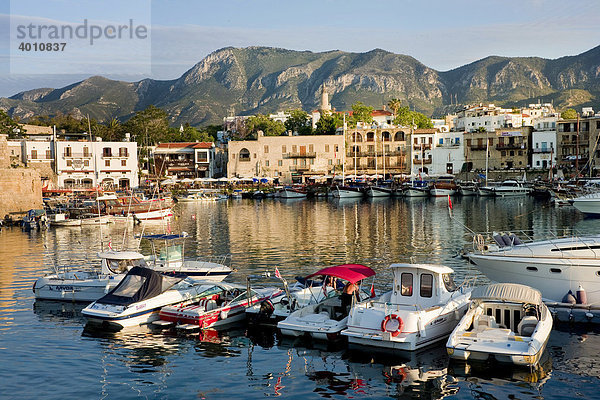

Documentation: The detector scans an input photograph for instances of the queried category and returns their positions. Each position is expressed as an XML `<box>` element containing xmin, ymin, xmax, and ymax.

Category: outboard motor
<box><xmin>258</xmin><ymin>299</ymin><xmax>274</xmax><ymax>317</ymax></box>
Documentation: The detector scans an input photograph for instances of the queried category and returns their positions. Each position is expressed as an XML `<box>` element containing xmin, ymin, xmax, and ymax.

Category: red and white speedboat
<box><xmin>153</xmin><ymin>282</ymin><xmax>283</xmax><ymax>331</ymax></box>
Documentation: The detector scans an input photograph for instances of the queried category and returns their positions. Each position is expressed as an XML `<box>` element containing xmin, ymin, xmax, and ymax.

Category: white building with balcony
<box><xmin>54</xmin><ymin>140</ymin><xmax>138</xmax><ymax>189</ymax></box>
<box><xmin>431</xmin><ymin>131</ymin><xmax>465</xmax><ymax>175</ymax></box>
<box><xmin>531</xmin><ymin>115</ymin><xmax>558</xmax><ymax>170</ymax></box>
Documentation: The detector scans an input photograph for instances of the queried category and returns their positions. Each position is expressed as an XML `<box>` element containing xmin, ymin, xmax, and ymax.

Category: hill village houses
<box><xmin>5</xmin><ymin>92</ymin><xmax>600</xmax><ymax>188</ymax></box>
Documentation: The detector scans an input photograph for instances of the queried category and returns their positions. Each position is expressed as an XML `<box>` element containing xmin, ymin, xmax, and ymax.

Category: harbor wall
<box><xmin>0</xmin><ymin>135</ymin><xmax>42</xmax><ymax>217</ymax></box>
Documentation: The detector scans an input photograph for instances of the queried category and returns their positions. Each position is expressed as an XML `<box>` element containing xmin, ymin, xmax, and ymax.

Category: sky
<box><xmin>0</xmin><ymin>0</ymin><xmax>599</xmax><ymax>97</ymax></box>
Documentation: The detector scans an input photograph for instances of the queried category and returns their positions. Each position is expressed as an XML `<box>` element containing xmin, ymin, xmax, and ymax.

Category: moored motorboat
<box><xmin>366</xmin><ymin>185</ymin><xmax>393</xmax><ymax>198</ymax></box>
<box><xmin>492</xmin><ymin>180</ymin><xmax>532</xmax><ymax>197</ymax></box>
<box><xmin>153</xmin><ymin>282</ymin><xmax>283</xmax><ymax>331</ymax></box>
<box><xmin>280</xmin><ymin>187</ymin><xmax>308</xmax><ymax>199</ymax></box>
<box><xmin>572</xmin><ymin>192</ymin><xmax>600</xmax><ymax>216</ymax></box>
<box><xmin>277</xmin><ymin>264</ymin><xmax>376</xmax><ymax>340</ymax></box>
<box><xmin>341</xmin><ymin>263</ymin><xmax>471</xmax><ymax>351</ymax></box>
<box><xmin>429</xmin><ymin>176</ymin><xmax>458</xmax><ymax>197</ymax></box>
<box><xmin>331</xmin><ymin>185</ymin><xmax>364</xmax><ymax>198</ymax></box>
<box><xmin>467</xmin><ymin>232</ymin><xmax>600</xmax><ymax>304</ymax></box>
<box><xmin>447</xmin><ymin>283</ymin><xmax>552</xmax><ymax>366</ymax></box>
<box><xmin>82</xmin><ymin>266</ymin><xmax>211</xmax><ymax>330</ymax></box>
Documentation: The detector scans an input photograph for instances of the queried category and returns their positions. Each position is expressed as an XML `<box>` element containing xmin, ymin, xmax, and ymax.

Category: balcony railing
<box><xmin>413</xmin><ymin>144</ymin><xmax>432</xmax><ymax>150</ymax></box>
<box><xmin>239</xmin><ymin>158</ymin><xmax>251</xmax><ymax>162</ymax></box>
<box><xmin>289</xmin><ymin>165</ymin><xmax>311</xmax><ymax>172</ymax></box>
<box><xmin>469</xmin><ymin>145</ymin><xmax>487</xmax><ymax>151</ymax></box>
<box><xmin>413</xmin><ymin>158</ymin><xmax>432</xmax><ymax>164</ymax></box>
<box><xmin>283</xmin><ymin>152</ymin><xmax>316</xmax><ymax>159</ymax></box>
<box><xmin>436</xmin><ymin>143</ymin><xmax>460</xmax><ymax>148</ymax></box>
<box><xmin>63</xmin><ymin>152</ymin><xmax>93</xmax><ymax>158</ymax></box>
<box><xmin>496</xmin><ymin>143</ymin><xmax>526</xmax><ymax>150</ymax></box>
<box><xmin>532</xmin><ymin>148</ymin><xmax>553</xmax><ymax>154</ymax></box>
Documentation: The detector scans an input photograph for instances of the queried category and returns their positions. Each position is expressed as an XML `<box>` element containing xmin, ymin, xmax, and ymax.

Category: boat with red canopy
<box><xmin>277</xmin><ymin>264</ymin><xmax>376</xmax><ymax>341</ymax></box>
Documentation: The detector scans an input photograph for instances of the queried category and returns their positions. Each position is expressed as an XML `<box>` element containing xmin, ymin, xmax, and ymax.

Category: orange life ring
<box><xmin>381</xmin><ymin>314</ymin><xmax>403</xmax><ymax>337</ymax></box>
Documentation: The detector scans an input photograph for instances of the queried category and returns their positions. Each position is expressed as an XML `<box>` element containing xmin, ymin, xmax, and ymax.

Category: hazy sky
<box><xmin>1</xmin><ymin>0</ymin><xmax>599</xmax><ymax>97</ymax></box>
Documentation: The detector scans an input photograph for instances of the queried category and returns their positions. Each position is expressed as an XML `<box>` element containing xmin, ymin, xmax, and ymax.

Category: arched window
<box><xmin>382</xmin><ymin>131</ymin><xmax>391</xmax><ymax>142</ymax></box>
<box><xmin>394</xmin><ymin>131</ymin><xmax>405</xmax><ymax>141</ymax></box>
<box><xmin>367</xmin><ymin>132</ymin><xmax>375</xmax><ymax>142</ymax></box>
<box><xmin>119</xmin><ymin>178</ymin><xmax>130</xmax><ymax>188</ymax></box>
<box><xmin>352</xmin><ymin>132</ymin><xmax>363</xmax><ymax>142</ymax></box>
<box><xmin>239</xmin><ymin>148</ymin><xmax>250</xmax><ymax>161</ymax></box>
<box><xmin>64</xmin><ymin>179</ymin><xmax>75</xmax><ymax>188</ymax></box>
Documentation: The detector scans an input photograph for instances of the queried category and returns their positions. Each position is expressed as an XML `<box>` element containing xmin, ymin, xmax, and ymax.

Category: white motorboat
<box><xmin>82</xmin><ymin>266</ymin><xmax>211</xmax><ymax>330</ymax></box>
<box><xmin>366</xmin><ymin>186</ymin><xmax>393</xmax><ymax>198</ymax></box>
<box><xmin>447</xmin><ymin>283</ymin><xmax>552</xmax><ymax>366</ymax></box>
<box><xmin>110</xmin><ymin>208</ymin><xmax>173</xmax><ymax>222</ymax></box>
<box><xmin>429</xmin><ymin>176</ymin><xmax>458</xmax><ymax>197</ymax></box>
<box><xmin>280</xmin><ymin>187</ymin><xmax>308</xmax><ymax>199</ymax></box>
<box><xmin>33</xmin><ymin>250</ymin><xmax>147</xmax><ymax>302</ymax></box>
<box><xmin>246</xmin><ymin>268</ymin><xmax>344</xmax><ymax>324</ymax></box>
<box><xmin>402</xmin><ymin>181</ymin><xmax>430</xmax><ymax>197</ymax></box>
<box><xmin>572</xmin><ymin>192</ymin><xmax>600</xmax><ymax>216</ymax></box>
<box><xmin>458</xmin><ymin>183</ymin><xmax>478</xmax><ymax>196</ymax></box>
<box><xmin>277</xmin><ymin>264</ymin><xmax>376</xmax><ymax>340</ymax></box>
<box><xmin>153</xmin><ymin>282</ymin><xmax>283</xmax><ymax>331</ymax></box>
<box><xmin>34</xmin><ymin>234</ymin><xmax>231</xmax><ymax>302</ymax></box>
<box><xmin>492</xmin><ymin>180</ymin><xmax>532</xmax><ymax>197</ymax></box>
<box><xmin>467</xmin><ymin>233</ymin><xmax>600</xmax><ymax>304</ymax></box>
<box><xmin>331</xmin><ymin>185</ymin><xmax>364</xmax><ymax>198</ymax></box>
<box><xmin>341</xmin><ymin>263</ymin><xmax>471</xmax><ymax>351</ymax></box>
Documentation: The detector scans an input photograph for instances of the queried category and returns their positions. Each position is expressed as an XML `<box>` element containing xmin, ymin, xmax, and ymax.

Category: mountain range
<box><xmin>1</xmin><ymin>45</ymin><xmax>599</xmax><ymax>126</ymax></box>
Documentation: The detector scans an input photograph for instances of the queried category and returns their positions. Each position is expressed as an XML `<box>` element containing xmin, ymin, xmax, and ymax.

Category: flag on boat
<box><xmin>274</xmin><ymin>267</ymin><xmax>282</xmax><ymax>280</ymax></box>
<box><xmin>370</xmin><ymin>282</ymin><xmax>376</xmax><ymax>298</ymax></box>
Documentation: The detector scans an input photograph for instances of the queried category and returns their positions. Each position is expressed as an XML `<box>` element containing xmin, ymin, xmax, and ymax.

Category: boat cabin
<box><xmin>389</xmin><ymin>263</ymin><xmax>459</xmax><ymax>308</ymax></box>
<box><xmin>98</xmin><ymin>250</ymin><xmax>147</xmax><ymax>275</ymax></box>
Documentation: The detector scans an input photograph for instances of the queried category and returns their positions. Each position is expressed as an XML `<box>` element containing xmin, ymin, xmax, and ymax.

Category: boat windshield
<box><xmin>106</xmin><ymin>258</ymin><xmax>147</xmax><ymax>274</ymax></box>
<box><xmin>442</xmin><ymin>274</ymin><xmax>458</xmax><ymax>292</ymax></box>
<box><xmin>111</xmin><ymin>275</ymin><xmax>146</xmax><ymax>297</ymax></box>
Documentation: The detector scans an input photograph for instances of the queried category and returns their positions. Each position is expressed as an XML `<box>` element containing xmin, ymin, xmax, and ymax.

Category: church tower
<box><xmin>320</xmin><ymin>85</ymin><xmax>331</xmax><ymax>112</ymax></box>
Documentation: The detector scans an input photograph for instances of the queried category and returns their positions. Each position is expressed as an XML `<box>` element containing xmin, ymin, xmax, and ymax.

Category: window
<box><xmin>420</xmin><ymin>274</ymin><xmax>433</xmax><ymax>298</ymax></box>
<box><xmin>328</xmin><ymin>159</ymin><xmax>333</xmax><ymax>165</ymax></box>
<box><xmin>442</xmin><ymin>274</ymin><xmax>457</xmax><ymax>292</ymax></box>
<box><xmin>84</xmin><ymin>160</ymin><xmax>89</xmax><ymax>167</ymax></box>
<box><xmin>239</xmin><ymin>148</ymin><xmax>250</xmax><ymax>161</ymax></box>
<box><xmin>264</xmin><ymin>145</ymin><xmax>269</xmax><ymax>154</ymax></box>
<box><xmin>83</xmin><ymin>147</ymin><xmax>89</xmax><ymax>157</ymax></box>
<box><xmin>66</xmin><ymin>160</ymin><xmax>72</xmax><ymax>166</ymax></box>
<box><xmin>310</xmin><ymin>159</ymin><xmax>314</xmax><ymax>165</ymax></box>
<box><xmin>509</xmin><ymin>151</ymin><xmax>514</xmax><ymax>156</ymax></box>
<box><xmin>105</xmin><ymin>160</ymin><xmax>110</xmax><ymax>167</ymax></box>
<box><xmin>282</xmin><ymin>145</ymin><xmax>286</xmax><ymax>154</ymax></box>
<box><xmin>292</xmin><ymin>145</ymin><xmax>297</xmax><ymax>153</ymax></box>
<box><xmin>103</xmin><ymin>147</ymin><xmax>112</xmax><ymax>157</ymax></box>
<box><xmin>265</xmin><ymin>160</ymin><xmax>269</xmax><ymax>167</ymax></box>
<box><xmin>64</xmin><ymin>147</ymin><xmax>72</xmax><ymax>157</ymax></box>
<box><xmin>119</xmin><ymin>147</ymin><xmax>128</xmax><ymax>157</ymax></box>
<box><xmin>325</xmin><ymin>144</ymin><xmax>330</xmax><ymax>152</ymax></box>
<box><xmin>335</xmin><ymin>145</ymin><xmax>339</xmax><ymax>152</ymax></box>
<box><xmin>31</xmin><ymin>150</ymin><xmax>37</xmax><ymax>159</ymax></box>
<box><xmin>121</xmin><ymin>160</ymin><xmax>127</xmax><ymax>167</ymax></box>
<box><xmin>501</xmin><ymin>151</ymin><xmax>506</xmax><ymax>156</ymax></box>
<box><xmin>278</xmin><ymin>160</ymin><xmax>283</xmax><ymax>166</ymax></box>
<box><xmin>439</xmin><ymin>138</ymin><xmax>443</xmax><ymax>145</ymax></box>
<box><xmin>400</xmin><ymin>273</ymin><xmax>413</xmax><ymax>296</ymax></box>
<box><xmin>309</xmin><ymin>144</ymin><xmax>314</xmax><ymax>153</ymax></box>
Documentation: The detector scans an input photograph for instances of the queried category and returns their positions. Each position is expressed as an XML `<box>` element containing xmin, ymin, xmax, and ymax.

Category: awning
<box><xmin>306</xmin><ymin>264</ymin><xmax>375</xmax><ymax>284</ymax></box>
<box><xmin>471</xmin><ymin>283</ymin><xmax>542</xmax><ymax>305</ymax></box>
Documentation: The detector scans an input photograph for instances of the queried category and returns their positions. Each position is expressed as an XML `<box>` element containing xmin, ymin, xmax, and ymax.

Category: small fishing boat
<box><xmin>277</xmin><ymin>264</ymin><xmax>376</xmax><ymax>340</ymax></box>
<box><xmin>153</xmin><ymin>282</ymin><xmax>283</xmax><ymax>331</ymax></box>
<box><xmin>429</xmin><ymin>176</ymin><xmax>458</xmax><ymax>197</ymax></box>
<box><xmin>331</xmin><ymin>185</ymin><xmax>364</xmax><ymax>198</ymax></box>
<box><xmin>341</xmin><ymin>263</ymin><xmax>471</xmax><ymax>351</ymax></box>
<box><xmin>82</xmin><ymin>266</ymin><xmax>211</xmax><ymax>330</ymax></box>
<box><xmin>446</xmin><ymin>283</ymin><xmax>552</xmax><ymax>366</ymax></box>
<box><xmin>280</xmin><ymin>187</ymin><xmax>308</xmax><ymax>199</ymax></box>
<box><xmin>366</xmin><ymin>185</ymin><xmax>393</xmax><ymax>198</ymax></box>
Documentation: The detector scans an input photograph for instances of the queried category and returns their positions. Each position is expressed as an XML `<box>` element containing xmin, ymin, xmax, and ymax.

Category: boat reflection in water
<box><xmin>33</xmin><ymin>300</ymin><xmax>87</xmax><ymax>326</ymax></box>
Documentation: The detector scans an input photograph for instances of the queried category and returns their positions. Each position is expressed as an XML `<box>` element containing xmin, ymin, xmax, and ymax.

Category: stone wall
<box><xmin>0</xmin><ymin>135</ymin><xmax>42</xmax><ymax>217</ymax></box>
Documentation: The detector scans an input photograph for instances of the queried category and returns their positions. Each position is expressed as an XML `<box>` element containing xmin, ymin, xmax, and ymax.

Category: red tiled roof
<box><xmin>372</xmin><ymin>110</ymin><xmax>392</xmax><ymax>116</ymax></box>
<box><xmin>156</xmin><ymin>142</ymin><xmax>198</xmax><ymax>149</ymax></box>
<box><xmin>192</xmin><ymin>142</ymin><xmax>213</xmax><ymax>149</ymax></box>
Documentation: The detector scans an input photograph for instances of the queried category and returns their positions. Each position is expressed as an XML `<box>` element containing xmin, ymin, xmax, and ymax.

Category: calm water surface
<box><xmin>1</xmin><ymin>197</ymin><xmax>599</xmax><ymax>399</ymax></box>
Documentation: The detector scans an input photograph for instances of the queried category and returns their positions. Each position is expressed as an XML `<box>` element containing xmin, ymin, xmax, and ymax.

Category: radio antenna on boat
<box><xmin>88</xmin><ymin>115</ymin><xmax>105</xmax><ymax>252</ymax></box>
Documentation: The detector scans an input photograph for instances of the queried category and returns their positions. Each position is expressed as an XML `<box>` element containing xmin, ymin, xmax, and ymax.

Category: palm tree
<box><xmin>105</xmin><ymin>117</ymin><xmax>121</xmax><ymax>141</ymax></box>
<box><xmin>388</xmin><ymin>98</ymin><xmax>402</xmax><ymax>118</ymax></box>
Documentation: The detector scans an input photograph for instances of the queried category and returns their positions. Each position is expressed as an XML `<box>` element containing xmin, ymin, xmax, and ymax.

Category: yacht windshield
<box><xmin>442</xmin><ymin>274</ymin><xmax>458</xmax><ymax>292</ymax></box>
<box><xmin>106</xmin><ymin>258</ymin><xmax>146</xmax><ymax>274</ymax></box>
<box><xmin>111</xmin><ymin>275</ymin><xmax>146</xmax><ymax>297</ymax></box>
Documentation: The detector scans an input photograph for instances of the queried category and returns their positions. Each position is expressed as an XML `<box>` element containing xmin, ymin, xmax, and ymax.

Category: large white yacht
<box><xmin>492</xmin><ymin>180</ymin><xmax>532</xmax><ymax>197</ymax></box>
<box><xmin>572</xmin><ymin>192</ymin><xmax>600</xmax><ymax>216</ymax></box>
<box><xmin>467</xmin><ymin>233</ymin><xmax>600</xmax><ymax>304</ymax></box>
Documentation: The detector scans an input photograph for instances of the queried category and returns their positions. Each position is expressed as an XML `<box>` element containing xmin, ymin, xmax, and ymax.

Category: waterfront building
<box><xmin>54</xmin><ymin>139</ymin><xmax>138</xmax><ymax>189</ymax></box>
<box><xmin>431</xmin><ymin>131</ymin><xmax>465</xmax><ymax>175</ymax></box>
<box><xmin>463</xmin><ymin>127</ymin><xmax>531</xmax><ymax>172</ymax></box>
<box><xmin>227</xmin><ymin>131</ymin><xmax>344</xmax><ymax>183</ymax></box>
<box><xmin>557</xmin><ymin>107</ymin><xmax>600</xmax><ymax>175</ymax></box>
<box><xmin>410</xmin><ymin>129</ymin><xmax>436</xmax><ymax>175</ymax></box>
<box><xmin>153</xmin><ymin>142</ymin><xmax>218</xmax><ymax>179</ymax></box>
<box><xmin>345</xmin><ymin>126</ymin><xmax>410</xmax><ymax>176</ymax></box>
<box><xmin>531</xmin><ymin>115</ymin><xmax>558</xmax><ymax>170</ymax></box>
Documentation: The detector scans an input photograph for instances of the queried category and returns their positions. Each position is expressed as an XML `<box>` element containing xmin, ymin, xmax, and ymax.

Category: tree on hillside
<box><xmin>284</xmin><ymin>109</ymin><xmax>312</xmax><ymax>135</ymax></box>
<box><xmin>314</xmin><ymin>113</ymin><xmax>343</xmax><ymax>135</ymax></box>
<box><xmin>123</xmin><ymin>105</ymin><xmax>170</xmax><ymax>145</ymax></box>
<box><xmin>561</xmin><ymin>108</ymin><xmax>577</xmax><ymax>119</ymax></box>
<box><xmin>387</xmin><ymin>98</ymin><xmax>402</xmax><ymax>117</ymax></box>
<box><xmin>348</xmin><ymin>102</ymin><xmax>374</xmax><ymax>128</ymax></box>
<box><xmin>0</xmin><ymin>110</ymin><xmax>20</xmax><ymax>137</ymax></box>
<box><xmin>245</xmin><ymin>114</ymin><xmax>286</xmax><ymax>137</ymax></box>
<box><xmin>393</xmin><ymin>106</ymin><xmax>433</xmax><ymax>129</ymax></box>
<box><xmin>102</xmin><ymin>117</ymin><xmax>124</xmax><ymax>141</ymax></box>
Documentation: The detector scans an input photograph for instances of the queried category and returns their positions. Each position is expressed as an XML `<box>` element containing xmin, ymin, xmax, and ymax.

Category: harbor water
<box><xmin>1</xmin><ymin>196</ymin><xmax>600</xmax><ymax>399</ymax></box>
